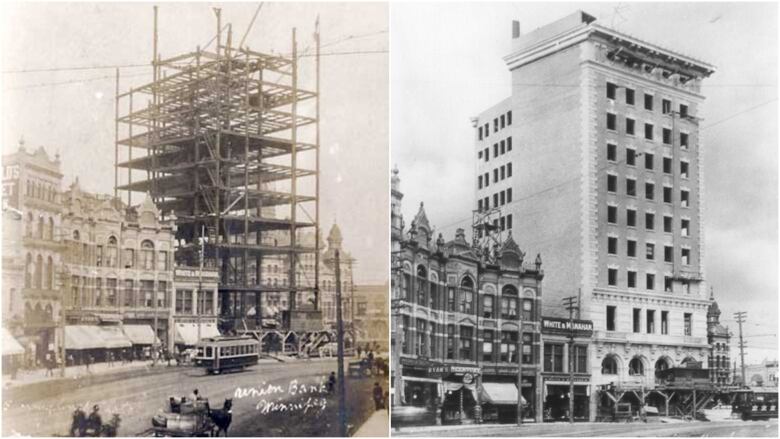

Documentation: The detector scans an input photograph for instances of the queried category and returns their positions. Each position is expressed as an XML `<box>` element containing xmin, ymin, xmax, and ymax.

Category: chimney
<box><xmin>512</xmin><ymin>20</ymin><xmax>521</xmax><ymax>39</ymax></box>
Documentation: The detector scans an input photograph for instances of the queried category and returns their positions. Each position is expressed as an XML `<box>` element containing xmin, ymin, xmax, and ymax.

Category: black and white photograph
<box><xmin>1</xmin><ymin>2</ymin><xmax>389</xmax><ymax>436</ymax></box>
<box><xmin>390</xmin><ymin>2</ymin><xmax>778</xmax><ymax>436</ymax></box>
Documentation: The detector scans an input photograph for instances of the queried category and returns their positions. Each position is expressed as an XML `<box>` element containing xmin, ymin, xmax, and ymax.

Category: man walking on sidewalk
<box><xmin>373</xmin><ymin>382</ymin><xmax>384</xmax><ymax>411</ymax></box>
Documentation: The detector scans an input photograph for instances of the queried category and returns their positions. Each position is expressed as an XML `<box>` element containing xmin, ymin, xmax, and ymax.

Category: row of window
<box><xmin>607</xmin><ymin>267</ymin><xmax>691</xmax><ymax>291</ymax></box>
<box><xmin>607</xmin><ymin>144</ymin><xmax>690</xmax><ymax>176</ymax></box>
<box><xmin>24</xmin><ymin>253</ymin><xmax>56</xmax><ymax>290</ymax></box>
<box><xmin>605</xmin><ymin>305</ymin><xmax>693</xmax><ymax>336</ymax></box>
<box><xmin>607</xmin><ymin>206</ymin><xmax>691</xmax><ymax>236</ymax></box>
<box><xmin>69</xmin><ymin>279</ymin><xmax>169</xmax><ymax>309</ymax></box>
<box><xmin>478</xmin><ymin>137</ymin><xmax>514</xmax><ymax>161</ymax></box>
<box><xmin>478</xmin><ymin>111</ymin><xmax>513</xmax><ymax>140</ymax></box>
<box><xmin>606</xmin><ymin>113</ymin><xmax>690</xmax><ymax>147</ymax></box>
<box><xmin>402</xmin><ymin>316</ymin><xmax>534</xmax><ymax>363</ymax></box>
<box><xmin>24</xmin><ymin>213</ymin><xmax>56</xmax><ymax>241</ymax></box>
<box><xmin>607</xmin><ymin>235</ymin><xmax>691</xmax><ymax>260</ymax></box>
<box><xmin>67</xmin><ymin>237</ymin><xmax>169</xmax><ymax>271</ymax></box>
<box><xmin>477</xmin><ymin>162</ymin><xmax>513</xmax><ymax>189</ymax></box>
<box><xmin>174</xmin><ymin>289</ymin><xmax>216</xmax><ymax>314</ymax></box>
<box><xmin>606</xmin><ymin>175</ymin><xmax>691</xmax><ymax>207</ymax></box>
<box><xmin>544</xmin><ymin>343</ymin><xmax>588</xmax><ymax>373</ymax></box>
<box><xmin>473</xmin><ymin>214</ymin><xmax>514</xmax><ymax>237</ymax></box>
<box><xmin>478</xmin><ymin>189</ymin><xmax>513</xmax><ymax>211</ymax></box>
<box><xmin>25</xmin><ymin>178</ymin><xmax>57</xmax><ymax>203</ymax></box>
<box><xmin>606</xmin><ymin>82</ymin><xmax>690</xmax><ymax>117</ymax></box>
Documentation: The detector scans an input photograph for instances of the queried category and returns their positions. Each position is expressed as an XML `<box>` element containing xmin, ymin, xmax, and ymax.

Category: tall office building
<box><xmin>474</xmin><ymin>11</ymin><xmax>715</xmax><ymax>418</ymax></box>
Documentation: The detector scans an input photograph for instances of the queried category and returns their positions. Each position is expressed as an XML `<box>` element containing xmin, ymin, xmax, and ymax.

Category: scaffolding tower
<box><xmin>115</xmin><ymin>7</ymin><xmax>321</xmax><ymax>337</ymax></box>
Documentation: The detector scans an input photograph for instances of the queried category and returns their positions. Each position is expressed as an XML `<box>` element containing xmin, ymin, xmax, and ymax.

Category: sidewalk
<box><xmin>354</xmin><ymin>409</ymin><xmax>389</xmax><ymax>437</ymax></box>
<box><xmin>2</xmin><ymin>359</ymin><xmax>169</xmax><ymax>389</ymax></box>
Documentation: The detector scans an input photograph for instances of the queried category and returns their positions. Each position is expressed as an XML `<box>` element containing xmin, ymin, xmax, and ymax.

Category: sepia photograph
<box><xmin>1</xmin><ymin>2</ymin><xmax>388</xmax><ymax>437</ymax></box>
<box><xmin>390</xmin><ymin>1</ymin><xmax>778</xmax><ymax>436</ymax></box>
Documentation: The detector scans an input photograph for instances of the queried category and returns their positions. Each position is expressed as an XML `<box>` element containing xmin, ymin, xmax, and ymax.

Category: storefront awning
<box><xmin>175</xmin><ymin>322</ymin><xmax>220</xmax><ymax>346</ymax></box>
<box><xmin>2</xmin><ymin>328</ymin><xmax>25</xmax><ymax>356</ymax></box>
<box><xmin>65</xmin><ymin>325</ymin><xmax>106</xmax><ymax>350</ymax></box>
<box><xmin>402</xmin><ymin>376</ymin><xmax>442</xmax><ymax>384</ymax></box>
<box><xmin>99</xmin><ymin>326</ymin><xmax>133</xmax><ymax>349</ymax></box>
<box><xmin>121</xmin><ymin>324</ymin><xmax>159</xmax><ymax>345</ymax></box>
<box><xmin>481</xmin><ymin>382</ymin><xmax>526</xmax><ymax>405</ymax></box>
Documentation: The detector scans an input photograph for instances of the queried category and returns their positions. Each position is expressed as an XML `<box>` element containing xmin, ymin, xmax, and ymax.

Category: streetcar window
<box><xmin>206</xmin><ymin>347</ymin><xmax>212</xmax><ymax>357</ymax></box>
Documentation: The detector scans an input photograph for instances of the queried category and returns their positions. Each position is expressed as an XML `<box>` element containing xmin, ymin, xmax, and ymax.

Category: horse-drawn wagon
<box><xmin>151</xmin><ymin>398</ymin><xmax>232</xmax><ymax>437</ymax></box>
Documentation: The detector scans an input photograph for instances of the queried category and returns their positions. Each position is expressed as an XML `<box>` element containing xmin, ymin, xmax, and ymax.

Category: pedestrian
<box><xmin>327</xmin><ymin>371</ymin><xmax>336</xmax><ymax>393</ymax></box>
<box><xmin>372</xmin><ymin>382</ymin><xmax>384</xmax><ymax>410</ymax></box>
<box><xmin>85</xmin><ymin>354</ymin><xmax>92</xmax><ymax>373</ymax></box>
<box><xmin>357</xmin><ymin>345</ymin><xmax>363</xmax><ymax>359</ymax></box>
<box><xmin>87</xmin><ymin>405</ymin><xmax>102</xmax><ymax>434</ymax></box>
<box><xmin>68</xmin><ymin>353</ymin><xmax>74</xmax><ymax>368</ymax></box>
<box><xmin>45</xmin><ymin>351</ymin><xmax>54</xmax><ymax>377</ymax></box>
<box><xmin>367</xmin><ymin>350</ymin><xmax>374</xmax><ymax>370</ymax></box>
<box><xmin>190</xmin><ymin>388</ymin><xmax>200</xmax><ymax>401</ymax></box>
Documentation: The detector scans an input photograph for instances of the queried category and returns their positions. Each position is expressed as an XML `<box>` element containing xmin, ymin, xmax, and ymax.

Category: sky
<box><xmin>391</xmin><ymin>2</ymin><xmax>778</xmax><ymax>363</ymax></box>
<box><xmin>1</xmin><ymin>2</ymin><xmax>389</xmax><ymax>284</ymax></box>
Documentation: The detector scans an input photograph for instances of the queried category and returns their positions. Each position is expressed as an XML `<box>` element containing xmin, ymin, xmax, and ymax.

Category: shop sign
<box><xmin>174</xmin><ymin>267</ymin><xmax>219</xmax><ymax>280</ymax></box>
<box><xmin>541</xmin><ymin>317</ymin><xmax>593</xmax><ymax>336</ymax></box>
<box><xmin>401</xmin><ymin>357</ymin><xmax>437</xmax><ymax>368</ymax></box>
<box><xmin>482</xmin><ymin>366</ymin><xmax>517</xmax><ymax>376</ymax></box>
<box><xmin>427</xmin><ymin>365</ymin><xmax>481</xmax><ymax>376</ymax></box>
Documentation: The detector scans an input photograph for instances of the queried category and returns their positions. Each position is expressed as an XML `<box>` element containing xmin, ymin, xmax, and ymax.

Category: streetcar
<box><xmin>731</xmin><ymin>387</ymin><xmax>778</xmax><ymax>421</ymax></box>
<box><xmin>193</xmin><ymin>336</ymin><xmax>259</xmax><ymax>374</ymax></box>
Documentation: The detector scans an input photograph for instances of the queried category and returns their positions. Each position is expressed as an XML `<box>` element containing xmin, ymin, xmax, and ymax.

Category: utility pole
<box><xmin>563</xmin><ymin>295</ymin><xmax>579</xmax><ymax>424</ymax></box>
<box><xmin>733</xmin><ymin>311</ymin><xmax>747</xmax><ymax>387</ymax></box>
<box><xmin>335</xmin><ymin>250</ymin><xmax>347</xmax><ymax>436</ymax></box>
<box><xmin>197</xmin><ymin>225</ymin><xmax>204</xmax><ymax>344</ymax></box>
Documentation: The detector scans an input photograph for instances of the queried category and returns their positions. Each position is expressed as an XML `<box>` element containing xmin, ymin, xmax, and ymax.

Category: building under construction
<box><xmin>115</xmin><ymin>7</ymin><xmax>323</xmax><ymax>347</ymax></box>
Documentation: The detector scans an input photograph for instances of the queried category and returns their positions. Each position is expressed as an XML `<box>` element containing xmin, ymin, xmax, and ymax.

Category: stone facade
<box><xmin>474</xmin><ymin>11</ymin><xmax>716</xmax><ymax>419</ymax></box>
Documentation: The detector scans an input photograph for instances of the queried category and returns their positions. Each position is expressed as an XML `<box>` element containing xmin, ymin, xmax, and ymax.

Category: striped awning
<box><xmin>99</xmin><ymin>326</ymin><xmax>132</xmax><ymax>348</ymax></box>
<box><xmin>175</xmin><ymin>322</ymin><xmax>220</xmax><ymax>346</ymax></box>
<box><xmin>65</xmin><ymin>325</ymin><xmax>105</xmax><ymax>350</ymax></box>
<box><xmin>2</xmin><ymin>328</ymin><xmax>24</xmax><ymax>356</ymax></box>
<box><xmin>121</xmin><ymin>324</ymin><xmax>159</xmax><ymax>345</ymax></box>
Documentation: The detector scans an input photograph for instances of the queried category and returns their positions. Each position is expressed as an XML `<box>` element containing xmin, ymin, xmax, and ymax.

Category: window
<box><xmin>484</xmin><ymin>172</ymin><xmax>489</xmax><ymax>186</ymax></box>
<box><xmin>607</xmin><ymin>143</ymin><xmax>617</xmax><ymax>161</ymax></box>
<box><xmin>507</xmin><ymin>188</ymin><xmax>513</xmax><ymax>203</ymax></box>
<box><xmin>522</xmin><ymin>333</ymin><xmax>533</xmax><ymax>364</ymax></box>
<box><xmin>645</xmin><ymin>153</ymin><xmax>654</xmax><ymax>170</ymax></box>
<box><xmin>602</xmin><ymin>355</ymin><xmax>618</xmax><ymax>374</ymax></box>
<box><xmin>663</xmin><ymin>186</ymin><xmax>672</xmax><ymax>203</ymax></box>
<box><xmin>682</xmin><ymin>248</ymin><xmax>690</xmax><ymax>265</ymax></box>
<box><xmin>681</xmin><ymin>190</ymin><xmax>690</xmax><ymax>207</ymax></box>
<box><xmin>459</xmin><ymin>278</ymin><xmax>474</xmax><ymax>314</ymax></box>
<box><xmin>629</xmin><ymin>357</ymin><xmax>645</xmax><ymax>376</ymax></box>
<box><xmin>96</xmin><ymin>245</ymin><xmax>103</xmax><ymax>266</ymax></box>
<box><xmin>633</xmin><ymin>308</ymin><xmax>641</xmax><ymax>333</ymax></box>
<box><xmin>607</xmin><ymin>174</ymin><xmax>617</xmax><ymax>192</ymax></box>
<box><xmin>500</xmin><ymin>114</ymin><xmax>506</xmax><ymax>129</ymax></box>
<box><xmin>608</xmin><ymin>236</ymin><xmax>618</xmax><ymax>254</ymax></box>
<box><xmin>478</xmin><ymin>127</ymin><xmax>483</xmax><ymax>141</ymax></box>
<box><xmin>460</xmin><ymin>326</ymin><xmax>473</xmax><ymax>360</ymax></box>
<box><xmin>493</xmin><ymin>193</ymin><xmax>499</xmax><ymax>208</ymax></box>
<box><xmin>493</xmin><ymin>169</ymin><xmax>499</xmax><ymax>183</ymax></box>
<box><xmin>661</xmin><ymin>311</ymin><xmax>669</xmax><ymax>334</ymax></box>
<box><xmin>478</xmin><ymin>175</ymin><xmax>483</xmax><ymax>189</ymax></box>
<box><xmin>626</xmin><ymin>178</ymin><xmax>636</xmax><ymax>196</ymax></box>
<box><xmin>663</xmin><ymin>157</ymin><xmax>672</xmax><ymax>174</ymax></box>
<box><xmin>500</xmin><ymin>190</ymin><xmax>506</xmax><ymax>206</ymax></box>
<box><xmin>478</xmin><ymin>199</ymin><xmax>483</xmax><ymax>212</ymax></box>
<box><xmin>483</xmin><ymin>330</ymin><xmax>494</xmax><ymax>362</ymax></box>
<box><xmin>680</xmin><ymin>161</ymin><xmax>689</xmax><ymax>178</ymax></box>
<box><xmin>124</xmin><ymin>280</ymin><xmax>134</xmax><ymax>307</ymax></box>
<box><xmin>625</xmin><ymin>88</ymin><xmax>635</xmax><ymax>105</ymax></box>
<box><xmin>141</xmin><ymin>280</ymin><xmax>154</xmax><ymax>307</ymax></box>
<box><xmin>484</xmin><ymin>124</ymin><xmax>489</xmax><ymax>138</ymax></box>
<box><xmin>607</xmin><ymin>113</ymin><xmax>617</xmax><ymax>130</ymax></box>
<box><xmin>608</xmin><ymin>268</ymin><xmax>618</xmax><ymax>286</ymax></box>
<box><xmin>627</xmin><ymin>239</ymin><xmax>637</xmax><ymax>257</ymax></box>
<box><xmin>574</xmin><ymin>345</ymin><xmax>588</xmax><ymax>373</ymax></box>
<box><xmin>494</xmin><ymin>118</ymin><xmax>498</xmax><ymax>133</ymax></box>
<box><xmin>680</xmin><ymin>132</ymin><xmax>689</xmax><ymax>149</ymax></box>
<box><xmin>606</xmin><ymin>306</ymin><xmax>617</xmax><ymax>331</ymax></box>
<box><xmin>157</xmin><ymin>281</ymin><xmax>167</xmax><ymax>308</ymax></box>
<box><xmin>627</xmin><ymin>209</ymin><xmax>637</xmax><ymax>227</ymax></box>
<box><xmin>416</xmin><ymin>320</ymin><xmax>427</xmax><ymax>356</ymax></box>
<box><xmin>681</xmin><ymin>219</ymin><xmax>690</xmax><ymax>237</ymax></box>
<box><xmin>627</xmin><ymin>270</ymin><xmax>637</xmax><ymax>288</ymax></box>
<box><xmin>646</xmin><ymin>273</ymin><xmax>655</xmax><ymax>290</ymax></box>
<box><xmin>483</xmin><ymin>295</ymin><xmax>494</xmax><ymax>318</ymax></box>
<box><xmin>626</xmin><ymin>148</ymin><xmax>636</xmax><ymax>166</ymax></box>
<box><xmin>500</xmin><ymin>140</ymin><xmax>506</xmax><ymax>155</ymax></box>
<box><xmin>664</xmin><ymin>276</ymin><xmax>673</xmax><ymax>292</ymax></box>
<box><xmin>647</xmin><ymin>310</ymin><xmax>656</xmax><ymax>333</ymax></box>
<box><xmin>684</xmin><ymin>313</ymin><xmax>692</xmax><ymax>336</ymax></box>
<box><xmin>141</xmin><ymin>241</ymin><xmax>155</xmax><ymax>270</ymax></box>
<box><xmin>507</xmin><ymin>214</ymin><xmax>513</xmax><ymax>230</ymax></box>
<box><xmin>501</xmin><ymin>165</ymin><xmax>506</xmax><ymax>180</ymax></box>
<box><xmin>494</xmin><ymin>144</ymin><xmax>499</xmax><ymax>158</ymax></box>
<box><xmin>501</xmin><ymin>331</ymin><xmax>518</xmax><ymax>363</ymax></box>
<box><xmin>484</xmin><ymin>149</ymin><xmax>489</xmax><ymax>162</ymax></box>
<box><xmin>646</xmin><ymin>243</ymin><xmax>655</xmax><ymax>260</ymax></box>
<box><xmin>626</xmin><ymin>117</ymin><xmax>635</xmax><ymax>135</ymax></box>
<box><xmin>158</xmin><ymin>251</ymin><xmax>168</xmax><ymax>271</ymax></box>
<box><xmin>664</xmin><ymin>245</ymin><xmax>673</xmax><ymax>263</ymax></box>
<box><xmin>644</xmin><ymin>93</ymin><xmax>654</xmax><ymax>111</ymax></box>
<box><xmin>679</xmin><ymin>104</ymin><xmax>689</xmax><ymax>118</ymax></box>
<box><xmin>645</xmin><ymin>212</ymin><xmax>655</xmax><ymax>230</ymax></box>
<box><xmin>607</xmin><ymin>205</ymin><xmax>617</xmax><ymax>224</ymax></box>
<box><xmin>606</xmin><ymin>82</ymin><xmax>617</xmax><ymax>100</ymax></box>
<box><xmin>645</xmin><ymin>123</ymin><xmax>654</xmax><ymax>140</ymax></box>
<box><xmin>544</xmin><ymin>343</ymin><xmax>564</xmax><ymax>372</ymax></box>
<box><xmin>645</xmin><ymin>182</ymin><xmax>655</xmax><ymax>200</ymax></box>
<box><xmin>662</xmin><ymin>128</ymin><xmax>672</xmax><ymax>144</ymax></box>
<box><xmin>507</xmin><ymin>111</ymin><xmax>512</xmax><ymax>125</ymax></box>
<box><xmin>501</xmin><ymin>286</ymin><xmax>518</xmax><ymax>319</ymax></box>
<box><xmin>522</xmin><ymin>299</ymin><xmax>534</xmax><ymax>321</ymax></box>
<box><xmin>663</xmin><ymin>215</ymin><xmax>672</xmax><ymax>233</ymax></box>
<box><xmin>662</xmin><ymin>99</ymin><xmax>671</xmax><ymax>114</ymax></box>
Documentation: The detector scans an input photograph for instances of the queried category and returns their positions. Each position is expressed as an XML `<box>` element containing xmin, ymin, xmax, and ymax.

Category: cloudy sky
<box><xmin>392</xmin><ymin>2</ymin><xmax>777</xmax><ymax>363</ymax></box>
<box><xmin>2</xmin><ymin>2</ymin><xmax>388</xmax><ymax>284</ymax></box>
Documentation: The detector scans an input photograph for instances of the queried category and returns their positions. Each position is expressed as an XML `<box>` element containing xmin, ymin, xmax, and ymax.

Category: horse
<box><xmin>208</xmin><ymin>399</ymin><xmax>233</xmax><ymax>437</ymax></box>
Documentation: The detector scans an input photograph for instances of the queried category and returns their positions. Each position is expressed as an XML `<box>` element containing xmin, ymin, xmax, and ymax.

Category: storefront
<box><xmin>540</xmin><ymin>316</ymin><xmax>593</xmax><ymax>422</ymax></box>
